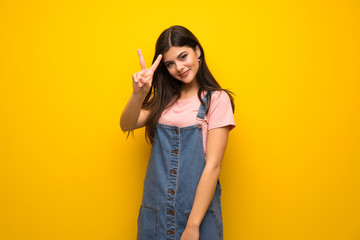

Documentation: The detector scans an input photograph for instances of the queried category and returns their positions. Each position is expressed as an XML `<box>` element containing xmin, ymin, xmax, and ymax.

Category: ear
<box><xmin>195</xmin><ymin>45</ymin><xmax>201</xmax><ymax>59</ymax></box>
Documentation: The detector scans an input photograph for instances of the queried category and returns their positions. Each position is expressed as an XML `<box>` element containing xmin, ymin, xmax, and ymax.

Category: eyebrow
<box><xmin>163</xmin><ymin>51</ymin><xmax>187</xmax><ymax>64</ymax></box>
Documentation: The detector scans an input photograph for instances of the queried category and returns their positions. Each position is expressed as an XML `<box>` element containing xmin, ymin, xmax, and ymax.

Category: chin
<box><xmin>177</xmin><ymin>74</ymin><xmax>195</xmax><ymax>83</ymax></box>
<box><xmin>177</xmin><ymin>77</ymin><xmax>193</xmax><ymax>84</ymax></box>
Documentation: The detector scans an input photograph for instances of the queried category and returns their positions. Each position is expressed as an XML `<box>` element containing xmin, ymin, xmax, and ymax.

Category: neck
<box><xmin>180</xmin><ymin>79</ymin><xmax>199</xmax><ymax>99</ymax></box>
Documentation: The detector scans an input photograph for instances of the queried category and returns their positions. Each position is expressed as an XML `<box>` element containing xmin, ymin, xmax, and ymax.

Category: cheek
<box><xmin>167</xmin><ymin>68</ymin><xmax>177</xmax><ymax>77</ymax></box>
<box><xmin>185</xmin><ymin>57</ymin><xmax>195</xmax><ymax>65</ymax></box>
<box><xmin>189</xmin><ymin>57</ymin><xmax>199</xmax><ymax>67</ymax></box>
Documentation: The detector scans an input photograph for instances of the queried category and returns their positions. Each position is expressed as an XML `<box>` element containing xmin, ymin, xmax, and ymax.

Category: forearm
<box><xmin>120</xmin><ymin>92</ymin><xmax>145</xmax><ymax>131</ymax></box>
<box><xmin>186</xmin><ymin>164</ymin><xmax>221</xmax><ymax>228</ymax></box>
<box><xmin>185</xmin><ymin>127</ymin><xmax>229</xmax><ymax>229</ymax></box>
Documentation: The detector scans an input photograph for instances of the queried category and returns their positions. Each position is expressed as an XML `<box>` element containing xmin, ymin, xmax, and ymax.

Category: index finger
<box><xmin>150</xmin><ymin>54</ymin><xmax>163</xmax><ymax>72</ymax></box>
<box><xmin>137</xmin><ymin>49</ymin><xmax>147</xmax><ymax>70</ymax></box>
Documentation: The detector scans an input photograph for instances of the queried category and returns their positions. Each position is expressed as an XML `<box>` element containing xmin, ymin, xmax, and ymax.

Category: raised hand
<box><xmin>132</xmin><ymin>49</ymin><xmax>162</xmax><ymax>97</ymax></box>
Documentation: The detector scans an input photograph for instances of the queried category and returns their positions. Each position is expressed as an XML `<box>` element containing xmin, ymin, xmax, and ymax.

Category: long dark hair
<box><xmin>142</xmin><ymin>25</ymin><xmax>235</xmax><ymax>143</ymax></box>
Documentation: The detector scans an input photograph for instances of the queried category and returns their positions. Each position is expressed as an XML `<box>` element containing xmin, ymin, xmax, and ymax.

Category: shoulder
<box><xmin>206</xmin><ymin>90</ymin><xmax>234</xmax><ymax>114</ymax></box>
<box><xmin>209</xmin><ymin>90</ymin><xmax>232</xmax><ymax>104</ymax></box>
<box><xmin>205</xmin><ymin>90</ymin><xmax>236</xmax><ymax>130</ymax></box>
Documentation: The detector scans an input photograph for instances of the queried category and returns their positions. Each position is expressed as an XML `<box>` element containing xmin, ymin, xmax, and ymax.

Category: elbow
<box><xmin>120</xmin><ymin>120</ymin><xmax>131</xmax><ymax>132</ymax></box>
<box><xmin>120</xmin><ymin>115</ymin><xmax>133</xmax><ymax>132</ymax></box>
<box><xmin>205</xmin><ymin>162</ymin><xmax>222</xmax><ymax>175</ymax></box>
<box><xmin>120</xmin><ymin>125</ymin><xmax>127</xmax><ymax>132</ymax></box>
<box><xmin>120</xmin><ymin>123</ymin><xmax>133</xmax><ymax>132</ymax></box>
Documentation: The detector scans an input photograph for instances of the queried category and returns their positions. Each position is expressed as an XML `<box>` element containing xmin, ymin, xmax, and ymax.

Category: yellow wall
<box><xmin>1</xmin><ymin>0</ymin><xmax>359</xmax><ymax>239</ymax></box>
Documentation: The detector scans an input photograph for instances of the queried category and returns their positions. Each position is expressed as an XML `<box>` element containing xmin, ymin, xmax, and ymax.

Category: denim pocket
<box><xmin>137</xmin><ymin>205</ymin><xmax>158</xmax><ymax>240</ymax></box>
<box><xmin>185</xmin><ymin>209</ymin><xmax>222</xmax><ymax>240</ymax></box>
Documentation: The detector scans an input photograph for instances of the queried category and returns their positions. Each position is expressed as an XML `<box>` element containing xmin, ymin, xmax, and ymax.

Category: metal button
<box><xmin>171</xmin><ymin>170</ymin><xmax>177</xmax><ymax>174</ymax></box>
<box><xmin>167</xmin><ymin>230</ymin><xmax>175</xmax><ymax>235</ymax></box>
<box><xmin>167</xmin><ymin>210</ymin><xmax>175</xmax><ymax>215</ymax></box>
<box><xmin>197</xmin><ymin>124</ymin><xmax>202</xmax><ymax>129</ymax></box>
<box><xmin>168</xmin><ymin>190</ymin><xmax>175</xmax><ymax>195</ymax></box>
<box><xmin>172</xmin><ymin>129</ymin><xmax>179</xmax><ymax>134</ymax></box>
<box><xmin>171</xmin><ymin>149</ymin><xmax>179</xmax><ymax>154</ymax></box>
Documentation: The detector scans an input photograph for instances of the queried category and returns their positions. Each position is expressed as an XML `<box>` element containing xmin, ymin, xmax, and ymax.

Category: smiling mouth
<box><xmin>179</xmin><ymin>70</ymin><xmax>189</xmax><ymax>77</ymax></box>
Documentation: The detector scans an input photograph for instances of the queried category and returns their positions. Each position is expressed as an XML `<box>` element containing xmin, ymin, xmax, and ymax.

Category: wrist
<box><xmin>186</xmin><ymin>218</ymin><xmax>200</xmax><ymax>229</ymax></box>
<box><xmin>131</xmin><ymin>91</ymin><xmax>146</xmax><ymax>102</ymax></box>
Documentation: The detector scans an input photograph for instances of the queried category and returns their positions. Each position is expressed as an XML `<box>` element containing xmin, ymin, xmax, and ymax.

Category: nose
<box><xmin>175</xmin><ymin>62</ymin><xmax>184</xmax><ymax>72</ymax></box>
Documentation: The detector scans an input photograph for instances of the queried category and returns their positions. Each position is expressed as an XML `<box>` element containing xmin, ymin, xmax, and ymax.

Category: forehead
<box><xmin>163</xmin><ymin>46</ymin><xmax>193</xmax><ymax>60</ymax></box>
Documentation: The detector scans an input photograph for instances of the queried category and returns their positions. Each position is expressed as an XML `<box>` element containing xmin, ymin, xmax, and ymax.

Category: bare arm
<box><xmin>185</xmin><ymin>126</ymin><xmax>230</xmax><ymax>229</ymax></box>
<box><xmin>120</xmin><ymin>49</ymin><xmax>162</xmax><ymax>131</ymax></box>
<box><xmin>120</xmin><ymin>92</ymin><xmax>150</xmax><ymax>131</ymax></box>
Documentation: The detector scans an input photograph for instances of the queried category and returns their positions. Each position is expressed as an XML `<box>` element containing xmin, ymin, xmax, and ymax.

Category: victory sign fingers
<box><xmin>137</xmin><ymin>49</ymin><xmax>163</xmax><ymax>72</ymax></box>
<box><xmin>150</xmin><ymin>53</ymin><xmax>162</xmax><ymax>71</ymax></box>
<box><xmin>137</xmin><ymin>49</ymin><xmax>147</xmax><ymax>70</ymax></box>
<box><xmin>133</xmin><ymin>49</ymin><xmax>163</xmax><ymax>94</ymax></box>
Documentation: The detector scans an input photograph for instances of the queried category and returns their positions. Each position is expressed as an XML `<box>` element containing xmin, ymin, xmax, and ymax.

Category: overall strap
<box><xmin>196</xmin><ymin>91</ymin><xmax>213</xmax><ymax>120</ymax></box>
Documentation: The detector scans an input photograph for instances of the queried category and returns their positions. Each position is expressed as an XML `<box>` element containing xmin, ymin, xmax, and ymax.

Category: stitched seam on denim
<box><xmin>210</xmin><ymin>210</ymin><xmax>222</xmax><ymax>238</ymax></box>
<box><xmin>139</xmin><ymin>205</ymin><xmax>158</xmax><ymax>239</ymax></box>
<box><xmin>165</xmin><ymin>137</ymin><xmax>171</xmax><ymax>237</ymax></box>
<box><xmin>174</xmin><ymin>127</ymin><xmax>181</xmax><ymax>238</ymax></box>
<box><xmin>155</xmin><ymin>208</ymin><xmax>158</xmax><ymax>240</ymax></box>
<box><xmin>141</xmin><ymin>204</ymin><xmax>158</xmax><ymax>211</ymax></box>
<box><xmin>166</xmin><ymin>128</ymin><xmax>175</xmax><ymax>238</ymax></box>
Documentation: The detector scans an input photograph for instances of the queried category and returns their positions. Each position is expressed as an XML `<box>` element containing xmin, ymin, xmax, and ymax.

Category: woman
<box><xmin>120</xmin><ymin>25</ymin><xmax>235</xmax><ymax>240</ymax></box>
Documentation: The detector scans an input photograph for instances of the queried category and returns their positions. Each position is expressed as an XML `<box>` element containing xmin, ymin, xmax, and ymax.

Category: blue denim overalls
<box><xmin>137</xmin><ymin>91</ymin><xmax>223</xmax><ymax>240</ymax></box>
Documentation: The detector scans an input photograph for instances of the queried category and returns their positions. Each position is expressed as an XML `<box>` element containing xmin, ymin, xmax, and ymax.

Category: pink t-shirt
<box><xmin>158</xmin><ymin>90</ymin><xmax>235</xmax><ymax>156</ymax></box>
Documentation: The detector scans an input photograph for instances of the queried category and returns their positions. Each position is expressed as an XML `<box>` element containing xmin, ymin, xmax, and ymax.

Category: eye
<box><xmin>181</xmin><ymin>54</ymin><xmax>187</xmax><ymax>59</ymax></box>
<box><xmin>166</xmin><ymin>63</ymin><xmax>172</xmax><ymax>68</ymax></box>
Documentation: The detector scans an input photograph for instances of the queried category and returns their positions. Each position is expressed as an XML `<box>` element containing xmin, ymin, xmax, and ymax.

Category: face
<box><xmin>162</xmin><ymin>45</ymin><xmax>201</xmax><ymax>85</ymax></box>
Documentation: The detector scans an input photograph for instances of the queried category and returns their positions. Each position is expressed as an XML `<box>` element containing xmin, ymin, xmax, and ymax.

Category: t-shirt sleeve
<box><xmin>206</xmin><ymin>91</ymin><xmax>235</xmax><ymax>131</ymax></box>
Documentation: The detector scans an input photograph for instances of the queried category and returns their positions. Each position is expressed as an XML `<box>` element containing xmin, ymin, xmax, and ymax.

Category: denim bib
<box><xmin>137</xmin><ymin>91</ymin><xmax>223</xmax><ymax>240</ymax></box>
